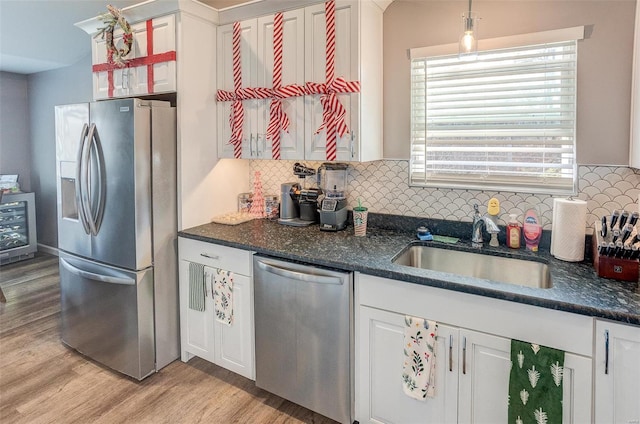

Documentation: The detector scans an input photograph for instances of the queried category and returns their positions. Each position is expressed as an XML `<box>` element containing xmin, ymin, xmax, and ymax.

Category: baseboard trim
<box><xmin>38</xmin><ymin>244</ymin><xmax>59</xmax><ymax>257</ymax></box>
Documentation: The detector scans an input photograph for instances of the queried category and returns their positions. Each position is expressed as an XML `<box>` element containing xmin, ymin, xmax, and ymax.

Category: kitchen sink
<box><xmin>392</xmin><ymin>244</ymin><xmax>552</xmax><ymax>289</ymax></box>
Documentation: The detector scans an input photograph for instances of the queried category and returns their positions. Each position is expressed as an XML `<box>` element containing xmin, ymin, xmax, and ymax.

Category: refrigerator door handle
<box><xmin>60</xmin><ymin>257</ymin><xmax>136</xmax><ymax>285</ymax></box>
<box><xmin>75</xmin><ymin>123</ymin><xmax>91</xmax><ymax>235</ymax></box>
<box><xmin>81</xmin><ymin>124</ymin><xmax>96</xmax><ymax>236</ymax></box>
<box><xmin>90</xmin><ymin>124</ymin><xmax>107</xmax><ymax>235</ymax></box>
<box><xmin>83</xmin><ymin>124</ymin><xmax>106</xmax><ymax>236</ymax></box>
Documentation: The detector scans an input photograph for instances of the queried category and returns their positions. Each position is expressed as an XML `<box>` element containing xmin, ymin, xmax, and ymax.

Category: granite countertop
<box><xmin>179</xmin><ymin>218</ymin><xmax>640</xmax><ymax>326</ymax></box>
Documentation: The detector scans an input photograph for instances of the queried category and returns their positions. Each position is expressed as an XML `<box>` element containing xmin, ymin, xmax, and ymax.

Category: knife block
<box><xmin>592</xmin><ymin>222</ymin><xmax>639</xmax><ymax>282</ymax></box>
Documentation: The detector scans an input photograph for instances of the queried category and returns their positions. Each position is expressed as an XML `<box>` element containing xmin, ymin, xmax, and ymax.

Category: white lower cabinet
<box><xmin>178</xmin><ymin>237</ymin><xmax>255</xmax><ymax>380</ymax></box>
<box><xmin>594</xmin><ymin>320</ymin><xmax>640</xmax><ymax>423</ymax></box>
<box><xmin>356</xmin><ymin>274</ymin><xmax>593</xmax><ymax>424</ymax></box>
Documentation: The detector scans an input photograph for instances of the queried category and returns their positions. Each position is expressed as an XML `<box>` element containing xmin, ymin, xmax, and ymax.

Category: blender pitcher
<box><xmin>317</xmin><ymin>163</ymin><xmax>349</xmax><ymax>231</ymax></box>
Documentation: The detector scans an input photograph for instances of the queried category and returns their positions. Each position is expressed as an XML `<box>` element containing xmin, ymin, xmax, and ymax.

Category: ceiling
<box><xmin>0</xmin><ymin>0</ymin><xmax>247</xmax><ymax>75</ymax></box>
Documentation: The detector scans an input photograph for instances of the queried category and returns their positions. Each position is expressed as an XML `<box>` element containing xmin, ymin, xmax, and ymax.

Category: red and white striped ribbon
<box><xmin>267</xmin><ymin>12</ymin><xmax>285</xmax><ymax>160</ymax></box>
<box><xmin>215</xmin><ymin>0</ymin><xmax>360</xmax><ymax>161</ymax></box>
<box><xmin>308</xmin><ymin>0</ymin><xmax>361</xmax><ymax>161</ymax></box>
<box><xmin>230</xmin><ymin>21</ymin><xmax>243</xmax><ymax>158</ymax></box>
<box><xmin>264</xmin><ymin>13</ymin><xmax>310</xmax><ymax>160</ymax></box>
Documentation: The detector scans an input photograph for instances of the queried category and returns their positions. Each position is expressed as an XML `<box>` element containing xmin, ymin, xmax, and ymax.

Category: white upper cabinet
<box><xmin>217</xmin><ymin>19</ymin><xmax>258</xmax><ymax>159</ymax></box>
<box><xmin>303</xmin><ymin>1</ymin><xmax>359</xmax><ymax>161</ymax></box>
<box><xmin>91</xmin><ymin>14</ymin><xmax>176</xmax><ymax>100</ymax></box>
<box><xmin>256</xmin><ymin>10</ymin><xmax>305</xmax><ymax>160</ymax></box>
<box><xmin>216</xmin><ymin>0</ymin><xmax>384</xmax><ymax>162</ymax></box>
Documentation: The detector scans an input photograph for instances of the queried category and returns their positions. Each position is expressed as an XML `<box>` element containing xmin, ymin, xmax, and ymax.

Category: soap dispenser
<box><xmin>487</xmin><ymin>198</ymin><xmax>500</xmax><ymax>247</ymax></box>
<box><xmin>507</xmin><ymin>214</ymin><xmax>521</xmax><ymax>249</ymax></box>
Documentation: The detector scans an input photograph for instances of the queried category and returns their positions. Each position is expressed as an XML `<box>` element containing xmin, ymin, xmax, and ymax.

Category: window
<box><xmin>410</xmin><ymin>28</ymin><xmax>584</xmax><ymax>194</ymax></box>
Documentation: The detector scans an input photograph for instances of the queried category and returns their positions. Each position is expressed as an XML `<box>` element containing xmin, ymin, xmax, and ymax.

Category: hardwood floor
<box><xmin>0</xmin><ymin>254</ymin><xmax>338</xmax><ymax>424</ymax></box>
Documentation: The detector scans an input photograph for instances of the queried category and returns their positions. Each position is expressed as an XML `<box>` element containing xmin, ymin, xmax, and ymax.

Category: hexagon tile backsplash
<box><xmin>249</xmin><ymin>160</ymin><xmax>640</xmax><ymax>230</ymax></box>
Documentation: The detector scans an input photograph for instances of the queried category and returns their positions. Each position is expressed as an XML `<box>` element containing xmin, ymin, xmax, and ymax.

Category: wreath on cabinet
<box><xmin>95</xmin><ymin>5</ymin><xmax>133</xmax><ymax>67</ymax></box>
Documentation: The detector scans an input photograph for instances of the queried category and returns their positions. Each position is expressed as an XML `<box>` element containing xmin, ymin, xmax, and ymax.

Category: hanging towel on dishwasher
<box><xmin>212</xmin><ymin>269</ymin><xmax>234</xmax><ymax>326</ymax></box>
<box><xmin>402</xmin><ymin>316</ymin><xmax>438</xmax><ymax>400</ymax></box>
<box><xmin>508</xmin><ymin>339</ymin><xmax>565</xmax><ymax>424</ymax></box>
<box><xmin>189</xmin><ymin>262</ymin><xmax>206</xmax><ymax>312</ymax></box>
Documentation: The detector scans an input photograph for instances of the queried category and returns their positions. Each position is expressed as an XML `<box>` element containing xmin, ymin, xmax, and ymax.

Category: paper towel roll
<box><xmin>551</xmin><ymin>198</ymin><xmax>588</xmax><ymax>262</ymax></box>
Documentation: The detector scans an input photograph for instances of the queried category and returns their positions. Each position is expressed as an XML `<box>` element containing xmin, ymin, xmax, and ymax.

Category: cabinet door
<box><xmin>214</xmin><ymin>272</ymin><xmax>254</xmax><ymax>380</ymax></box>
<box><xmin>595</xmin><ymin>320</ymin><xmax>640</xmax><ymax>424</ymax></box>
<box><xmin>178</xmin><ymin>260</ymin><xmax>215</xmax><ymax>363</ymax></box>
<box><xmin>217</xmin><ymin>20</ymin><xmax>258</xmax><ymax>159</ymax></box>
<box><xmin>128</xmin><ymin>15</ymin><xmax>177</xmax><ymax>96</ymax></box>
<box><xmin>256</xmin><ymin>10</ymin><xmax>305</xmax><ymax>160</ymax></box>
<box><xmin>91</xmin><ymin>15</ymin><xmax>176</xmax><ymax>100</ymax></box>
<box><xmin>458</xmin><ymin>329</ymin><xmax>592</xmax><ymax>424</ymax></box>
<box><xmin>357</xmin><ymin>306</ymin><xmax>458</xmax><ymax>424</ymax></box>
<box><xmin>92</xmin><ymin>29</ymin><xmax>130</xmax><ymax>99</ymax></box>
<box><xmin>304</xmin><ymin>1</ymin><xmax>359</xmax><ymax>162</ymax></box>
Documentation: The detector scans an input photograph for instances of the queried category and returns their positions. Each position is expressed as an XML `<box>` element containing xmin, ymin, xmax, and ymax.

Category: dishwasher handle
<box><xmin>256</xmin><ymin>259</ymin><xmax>344</xmax><ymax>285</ymax></box>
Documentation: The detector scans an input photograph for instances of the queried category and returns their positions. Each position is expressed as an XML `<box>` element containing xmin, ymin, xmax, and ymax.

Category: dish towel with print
<box><xmin>402</xmin><ymin>315</ymin><xmax>438</xmax><ymax>400</ymax></box>
<box><xmin>508</xmin><ymin>339</ymin><xmax>565</xmax><ymax>424</ymax></box>
<box><xmin>212</xmin><ymin>269</ymin><xmax>234</xmax><ymax>326</ymax></box>
<box><xmin>188</xmin><ymin>262</ymin><xmax>206</xmax><ymax>312</ymax></box>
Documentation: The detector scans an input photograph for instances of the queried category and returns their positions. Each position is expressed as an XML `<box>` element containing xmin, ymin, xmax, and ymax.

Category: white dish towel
<box><xmin>211</xmin><ymin>269</ymin><xmax>234</xmax><ymax>326</ymax></box>
<box><xmin>402</xmin><ymin>315</ymin><xmax>438</xmax><ymax>400</ymax></box>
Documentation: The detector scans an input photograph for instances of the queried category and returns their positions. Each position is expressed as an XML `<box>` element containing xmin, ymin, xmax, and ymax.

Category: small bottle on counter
<box><xmin>238</xmin><ymin>193</ymin><xmax>253</xmax><ymax>214</ymax></box>
<box><xmin>264</xmin><ymin>194</ymin><xmax>279</xmax><ymax>219</ymax></box>
<box><xmin>507</xmin><ymin>214</ymin><xmax>521</xmax><ymax>249</ymax></box>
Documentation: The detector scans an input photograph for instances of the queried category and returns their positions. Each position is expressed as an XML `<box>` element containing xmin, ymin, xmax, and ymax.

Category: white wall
<box><xmin>27</xmin><ymin>53</ymin><xmax>93</xmax><ymax>249</ymax></box>
<box><xmin>0</xmin><ymin>72</ymin><xmax>31</xmax><ymax>191</ymax></box>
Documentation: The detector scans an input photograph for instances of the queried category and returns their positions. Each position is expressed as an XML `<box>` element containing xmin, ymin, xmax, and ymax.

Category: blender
<box><xmin>317</xmin><ymin>163</ymin><xmax>349</xmax><ymax>231</ymax></box>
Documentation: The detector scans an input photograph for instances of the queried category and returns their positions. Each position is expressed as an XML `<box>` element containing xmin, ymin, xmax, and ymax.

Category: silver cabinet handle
<box><xmin>605</xmin><ymin>329</ymin><xmax>610</xmax><ymax>375</ymax></box>
<box><xmin>60</xmin><ymin>258</ymin><xmax>135</xmax><ymax>285</ymax></box>
<box><xmin>462</xmin><ymin>336</ymin><xmax>467</xmax><ymax>375</ymax></box>
<box><xmin>449</xmin><ymin>334</ymin><xmax>453</xmax><ymax>372</ymax></box>
<box><xmin>200</xmin><ymin>253</ymin><xmax>220</xmax><ymax>260</ymax></box>
<box><xmin>350</xmin><ymin>130</ymin><xmax>356</xmax><ymax>158</ymax></box>
<box><xmin>256</xmin><ymin>260</ymin><xmax>343</xmax><ymax>285</ymax></box>
<box><xmin>249</xmin><ymin>133</ymin><xmax>254</xmax><ymax>157</ymax></box>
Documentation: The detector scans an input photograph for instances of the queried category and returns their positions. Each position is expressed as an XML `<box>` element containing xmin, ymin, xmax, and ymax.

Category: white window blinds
<box><xmin>410</xmin><ymin>38</ymin><xmax>578</xmax><ymax>194</ymax></box>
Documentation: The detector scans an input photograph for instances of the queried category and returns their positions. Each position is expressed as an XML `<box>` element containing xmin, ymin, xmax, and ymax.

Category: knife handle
<box><xmin>612</xmin><ymin>229</ymin><xmax>620</xmax><ymax>243</ymax></box>
<box><xmin>619</xmin><ymin>210</ymin><xmax>630</xmax><ymax>229</ymax></box>
<box><xmin>614</xmin><ymin>241</ymin><xmax>624</xmax><ymax>258</ymax></box>
<box><xmin>610</xmin><ymin>210</ymin><xmax>620</xmax><ymax>230</ymax></box>
<box><xmin>621</xmin><ymin>224</ymin><xmax>634</xmax><ymax>244</ymax></box>
<box><xmin>630</xmin><ymin>212</ymin><xmax>639</xmax><ymax>227</ymax></box>
<box><xmin>601</xmin><ymin>216</ymin><xmax>608</xmax><ymax>238</ymax></box>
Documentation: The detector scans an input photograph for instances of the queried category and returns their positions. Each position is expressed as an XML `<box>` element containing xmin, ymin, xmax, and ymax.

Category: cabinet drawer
<box><xmin>178</xmin><ymin>237</ymin><xmax>252</xmax><ymax>276</ymax></box>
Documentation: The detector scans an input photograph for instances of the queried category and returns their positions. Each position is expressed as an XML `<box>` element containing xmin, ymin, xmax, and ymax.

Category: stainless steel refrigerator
<box><xmin>54</xmin><ymin>98</ymin><xmax>178</xmax><ymax>380</ymax></box>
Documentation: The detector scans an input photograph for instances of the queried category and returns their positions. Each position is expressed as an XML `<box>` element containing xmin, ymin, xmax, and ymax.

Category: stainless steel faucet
<box><xmin>472</xmin><ymin>204</ymin><xmax>500</xmax><ymax>248</ymax></box>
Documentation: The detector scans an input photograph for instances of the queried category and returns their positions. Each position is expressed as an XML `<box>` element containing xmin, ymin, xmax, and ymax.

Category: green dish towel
<box><xmin>508</xmin><ymin>339</ymin><xmax>565</xmax><ymax>424</ymax></box>
<box><xmin>189</xmin><ymin>262</ymin><xmax>206</xmax><ymax>312</ymax></box>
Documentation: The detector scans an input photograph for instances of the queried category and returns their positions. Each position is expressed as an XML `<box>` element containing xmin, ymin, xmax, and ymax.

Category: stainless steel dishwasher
<box><xmin>253</xmin><ymin>256</ymin><xmax>352</xmax><ymax>424</ymax></box>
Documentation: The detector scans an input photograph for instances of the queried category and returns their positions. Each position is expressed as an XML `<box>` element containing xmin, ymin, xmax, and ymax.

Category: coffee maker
<box><xmin>278</xmin><ymin>163</ymin><xmax>321</xmax><ymax>227</ymax></box>
<box><xmin>317</xmin><ymin>163</ymin><xmax>349</xmax><ymax>231</ymax></box>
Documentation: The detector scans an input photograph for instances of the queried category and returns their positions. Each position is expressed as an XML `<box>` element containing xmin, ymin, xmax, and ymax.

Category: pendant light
<box><xmin>459</xmin><ymin>0</ymin><xmax>479</xmax><ymax>60</ymax></box>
